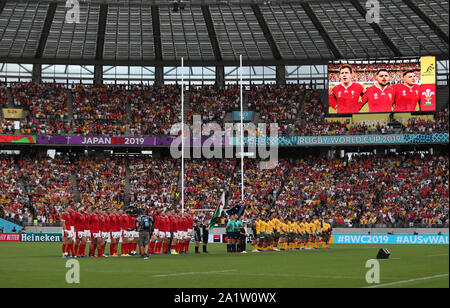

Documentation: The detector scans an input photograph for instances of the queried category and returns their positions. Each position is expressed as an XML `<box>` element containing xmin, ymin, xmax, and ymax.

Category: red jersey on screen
<box><xmin>329</xmin><ymin>83</ymin><xmax>364</xmax><ymax>113</ymax></box>
<box><xmin>392</xmin><ymin>83</ymin><xmax>420</xmax><ymax>112</ymax></box>
<box><xmin>361</xmin><ymin>85</ymin><xmax>395</xmax><ymax>112</ymax></box>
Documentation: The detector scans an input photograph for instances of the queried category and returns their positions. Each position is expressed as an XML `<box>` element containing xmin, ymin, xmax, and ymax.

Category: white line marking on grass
<box><xmin>152</xmin><ymin>270</ymin><xmax>237</xmax><ymax>278</ymax></box>
<box><xmin>363</xmin><ymin>273</ymin><xmax>449</xmax><ymax>288</ymax></box>
<box><xmin>428</xmin><ymin>254</ymin><xmax>449</xmax><ymax>257</ymax></box>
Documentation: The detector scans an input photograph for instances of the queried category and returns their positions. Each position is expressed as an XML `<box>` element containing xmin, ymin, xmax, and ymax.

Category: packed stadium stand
<box><xmin>0</xmin><ymin>0</ymin><xmax>448</xmax><ymax>231</ymax></box>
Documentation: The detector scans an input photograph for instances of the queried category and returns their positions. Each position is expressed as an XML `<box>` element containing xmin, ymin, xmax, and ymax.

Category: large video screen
<box><xmin>328</xmin><ymin>57</ymin><xmax>436</xmax><ymax>114</ymax></box>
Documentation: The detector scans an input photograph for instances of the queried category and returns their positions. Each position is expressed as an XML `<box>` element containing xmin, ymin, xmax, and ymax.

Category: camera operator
<box><xmin>136</xmin><ymin>209</ymin><xmax>154</xmax><ymax>260</ymax></box>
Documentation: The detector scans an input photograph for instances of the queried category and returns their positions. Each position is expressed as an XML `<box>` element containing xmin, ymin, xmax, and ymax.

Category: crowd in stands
<box><xmin>247</xmin><ymin>84</ymin><xmax>305</xmax><ymax>135</ymax></box>
<box><xmin>11</xmin><ymin>82</ymin><xmax>68</xmax><ymax>120</ymax></box>
<box><xmin>129</xmin><ymin>85</ymin><xmax>181</xmax><ymax>136</ymax></box>
<box><xmin>129</xmin><ymin>157</ymin><xmax>180</xmax><ymax>209</ymax></box>
<box><xmin>274</xmin><ymin>153</ymin><xmax>449</xmax><ymax>227</ymax></box>
<box><xmin>185</xmin><ymin>159</ymin><xmax>236</xmax><ymax>210</ymax></box>
<box><xmin>0</xmin><ymin>156</ymin><xmax>31</xmax><ymax>227</ymax></box>
<box><xmin>403</xmin><ymin>108</ymin><xmax>449</xmax><ymax>133</ymax></box>
<box><xmin>228</xmin><ymin>158</ymin><xmax>291</xmax><ymax>216</ymax></box>
<box><xmin>0</xmin><ymin>83</ymin><xmax>8</xmax><ymax>107</ymax></box>
<box><xmin>76</xmin><ymin>156</ymin><xmax>127</xmax><ymax>209</ymax></box>
<box><xmin>1</xmin><ymin>83</ymin><xmax>449</xmax><ymax>137</ymax></box>
<box><xmin>0</xmin><ymin>150</ymin><xmax>448</xmax><ymax>228</ymax></box>
<box><xmin>187</xmin><ymin>85</ymin><xmax>240</xmax><ymax>128</ymax></box>
<box><xmin>18</xmin><ymin>155</ymin><xmax>74</xmax><ymax>225</ymax></box>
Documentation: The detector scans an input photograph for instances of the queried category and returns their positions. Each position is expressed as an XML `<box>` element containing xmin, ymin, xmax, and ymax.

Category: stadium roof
<box><xmin>0</xmin><ymin>0</ymin><xmax>448</xmax><ymax>66</ymax></box>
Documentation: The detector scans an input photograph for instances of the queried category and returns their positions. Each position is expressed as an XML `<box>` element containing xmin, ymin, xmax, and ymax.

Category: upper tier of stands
<box><xmin>1</xmin><ymin>83</ymin><xmax>448</xmax><ymax>137</ymax></box>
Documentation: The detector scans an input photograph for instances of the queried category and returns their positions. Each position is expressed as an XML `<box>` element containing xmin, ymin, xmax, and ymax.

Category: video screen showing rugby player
<box><xmin>329</xmin><ymin>65</ymin><xmax>364</xmax><ymax>114</ymax></box>
<box><xmin>360</xmin><ymin>69</ymin><xmax>395</xmax><ymax>113</ymax></box>
<box><xmin>392</xmin><ymin>70</ymin><xmax>421</xmax><ymax>112</ymax></box>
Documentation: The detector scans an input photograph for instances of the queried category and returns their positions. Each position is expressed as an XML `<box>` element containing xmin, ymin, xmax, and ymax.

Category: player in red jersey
<box><xmin>392</xmin><ymin>70</ymin><xmax>421</xmax><ymax>112</ymax></box>
<box><xmin>168</xmin><ymin>209</ymin><xmax>179</xmax><ymax>255</ymax></box>
<box><xmin>119</xmin><ymin>209</ymin><xmax>130</xmax><ymax>256</ymax></box>
<box><xmin>185</xmin><ymin>211</ymin><xmax>194</xmax><ymax>254</ymax></box>
<box><xmin>159</xmin><ymin>210</ymin><xmax>171</xmax><ymax>254</ymax></box>
<box><xmin>98</xmin><ymin>209</ymin><xmax>108</xmax><ymax>257</ymax></box>
<box><xmin>329</xmin><ymin>65</ymin><xmax>365</xmax><ymax>113</ymax></box>
<box><xmin>89</xmin><ymin>208</ymin><xmax>100</xmax><ymax>257</ymax></box>
<box><xmin>73</xmin><ymin>207</ymin><xmax>83</xmax><ymax>257</ymax></box>
<box><xmin>109</xmin><ymin>209</ymin><xmax>120</xmax><ymax>257</ymax></box>
<box><xmin>177</xmin><ymin>211</ymin><xmax>187</xmax><ymax>254</ymax></box>
<box><xmin>360</xmin><ymin>69</ymin><xmax>395</xmax><ymax>113</ymax></box>
<box><xmin>149</xmin><ymin>208</ymin><xmax>162</xmax><ymax>255</ymax></box>
<box><xmin>61</xmin><ymin>206</ymin><xmax>74</xmax><ymax>258</ymax></box>
<box><xmin>129</xmin><ymin>212</ymin><xmax>138</xmax><ymax>255</ymax></box>
<box><xmin>74</xmin><ymin>207</ymin><xmax>85</xmax><ymax>257</ymax></box>
<box><xmin>77</xmin><ymin>207</ymin><xmax>90</xmax><ymax>257</ymax></box>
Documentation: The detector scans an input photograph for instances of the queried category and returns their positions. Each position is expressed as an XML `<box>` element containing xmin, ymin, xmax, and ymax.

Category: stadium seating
<box><xmin>129</xmin><ymin>156</ymin><xmax>180</xmax><ymax>209</ymax></box>
<box><xmin>129</xmin><ymin>84</ymin><xmax>181</xmax><ymax>136</ymax></box>
<box><xmin>275</xmin><ymin>153</ymin><xmax>449</xmax><ymax>227</ymax></box>
<box><xmin>75</xmin><ymin>155</ymin><xmax>127</xmax><ymax>209</ymax></box>
<box><xmin>18</xmin><ymin>155</ymin><xmax>74</xmax><ymax>225</ymax></box>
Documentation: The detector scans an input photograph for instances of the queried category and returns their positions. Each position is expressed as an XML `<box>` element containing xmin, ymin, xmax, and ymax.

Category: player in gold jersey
<box><xmin>321</xmin><ymin>219</ymin><xmax>332</xmax><ymax>249</ymax></box>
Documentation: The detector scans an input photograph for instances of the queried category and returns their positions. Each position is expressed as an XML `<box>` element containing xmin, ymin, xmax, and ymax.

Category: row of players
<box><xmin>329</xmin><ymin>65</ymin><xmax>431</xmax><ymax>113</ymax></box>
<box><xmin>251</xmin><ymin>215</ymin><xmax>333</xmax><ymax>251</ymax></box>
<box><xmin>60</xmin><ymin>206</ymin><xmax>194</xmax><ymax>257</ymax></box>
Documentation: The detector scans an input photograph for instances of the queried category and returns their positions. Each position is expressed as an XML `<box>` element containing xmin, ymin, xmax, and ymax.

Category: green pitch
<box><xmin>0</xmin><ymin>243</ymin><xmax>448</xmax><ymax>288</ymax></box>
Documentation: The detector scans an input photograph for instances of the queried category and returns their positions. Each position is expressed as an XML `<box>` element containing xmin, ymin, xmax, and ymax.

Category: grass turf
<box><xmin>0</xmin><ymin>242</ymin><xmax>448</xmax><ymax>288</ymax></box>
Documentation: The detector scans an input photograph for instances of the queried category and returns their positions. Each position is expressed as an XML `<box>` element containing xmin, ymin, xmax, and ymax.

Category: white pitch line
<box><xmin>152</xmin><ymin>269</ymin><xmax>237</xmax><ymax>278</ymax></box>
<box><xmin>428</xmin><ymin>254</ymin><xmax>449</xmax><ymax>257</ymax></box>
<box><xmin>363</xmin><ymin>273</ymin><xmax>449</xmax><ymax>288</ymax></box>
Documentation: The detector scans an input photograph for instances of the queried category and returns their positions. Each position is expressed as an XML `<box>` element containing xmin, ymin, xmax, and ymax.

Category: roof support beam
<box><xmin>402</xmin><ymin>0</ymin><xmax>449</xmax><ymax>45</ymax></box>
<box><xmin>251</xmin><ymin>4</ymin><xmax>282</xmax><ymax>61</ymax></box>
<box><xmin>151</xmin><ymin>5</ymin><xmax>162</xmax><ymax>62</ymax></box>
<box><xmin>201</xmin><ymin>5</ymin><xmax>222</xmax><ymax>62</ymax></box>
<box><xmin>95</xmin><ymin>4</ymin><xmax>108</xmax><ymax>61</ymax></box>
<box><xmin>300</xmin><ymin>2</ymin><xmax>343</xmax><ymax>60</ymax></box>
<box><xmin>0</xmin><ymin>0</ymin><xmax>6</xmax><ymax>15</ymax></box>
<box><xmin>350</xmin><ymin>0</ymin><xmax>402</xmax><ymax>57</ymax></box>
<box><xmin>35</xmin><ymin>2</ymin><xmax>57</xmax><ymax>59</ymax></box>
<box><xmin>2</xmin><ymin>53</ymin><xmax>449</xmax><ymax>67</ymax></box>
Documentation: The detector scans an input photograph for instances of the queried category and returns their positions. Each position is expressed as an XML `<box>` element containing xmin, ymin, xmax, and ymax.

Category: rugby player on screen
<box><xmin>329</xmin><ymin>65</ymin><xmax>365</xmax><ymax>113</ymax></box>
<box><xmin>360</xmin><ymin>69</ymin><xmax>395</xmax><ymax>112</ymax></box>
<box><xmin>392</xmin><ymin>70</ymin><xmax>421</xmax><ymax>112</ymax></box>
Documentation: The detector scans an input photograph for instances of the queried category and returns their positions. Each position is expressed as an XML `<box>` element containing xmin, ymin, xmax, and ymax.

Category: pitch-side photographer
<box><xmin>136</xmin><ymin>209</ymin><xmax>154</xmax><ymax>260</ymax></box>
